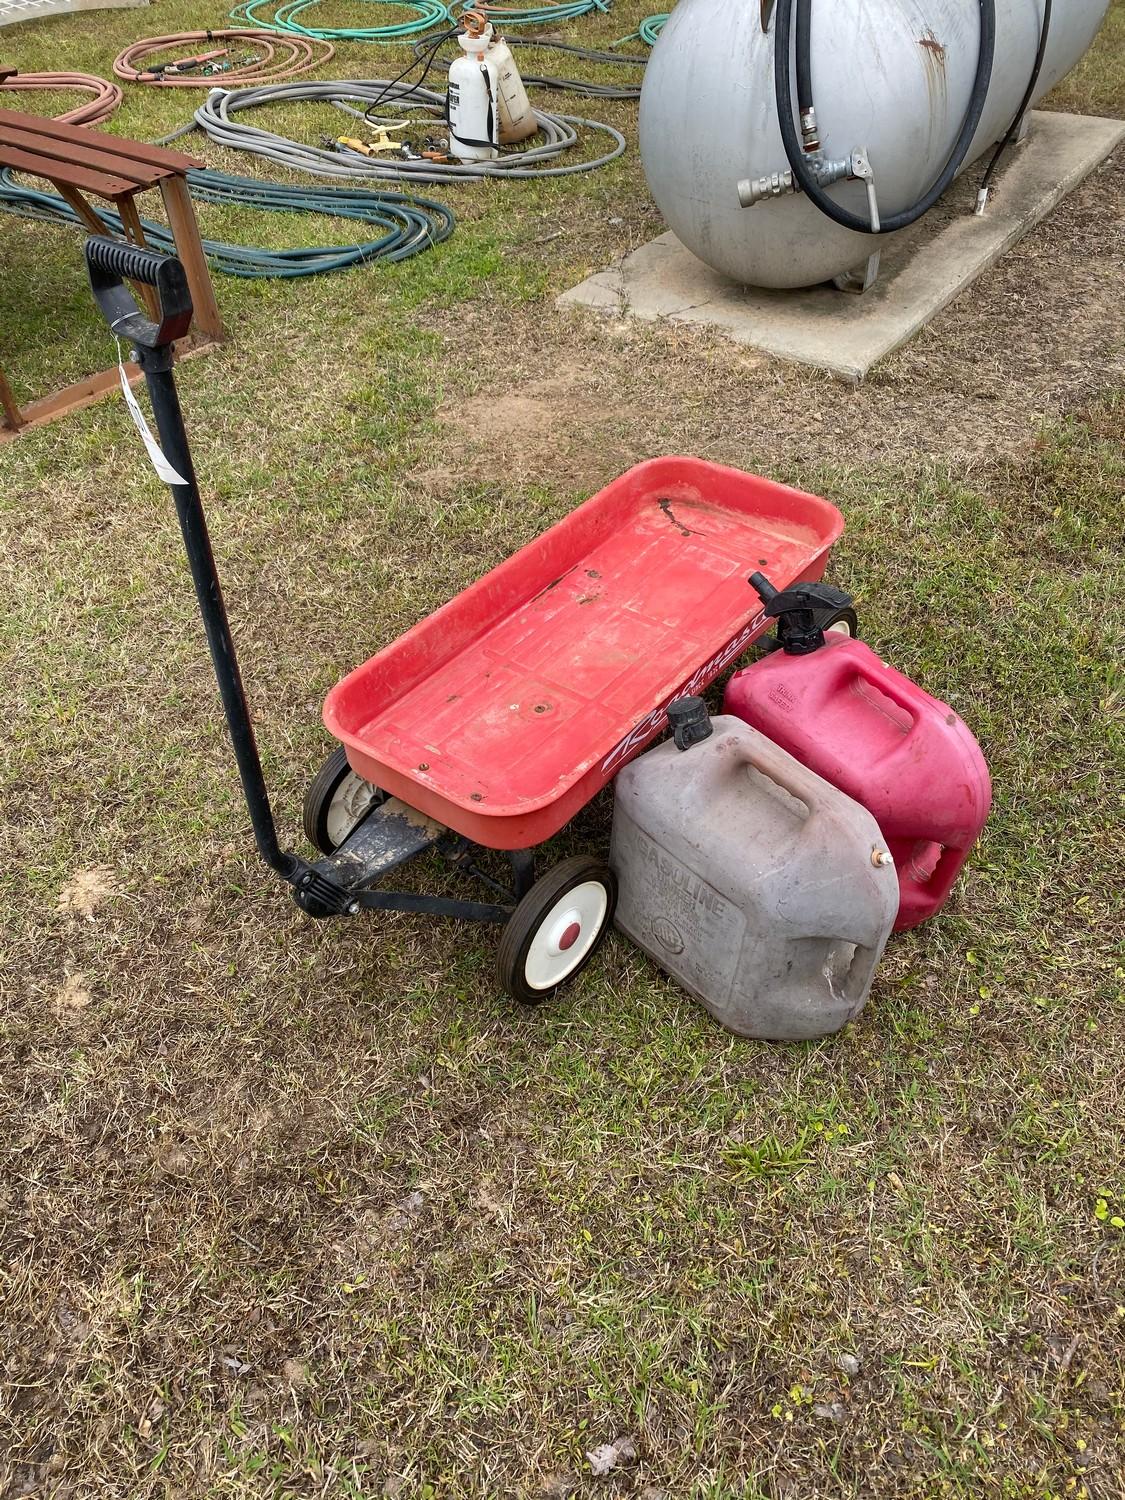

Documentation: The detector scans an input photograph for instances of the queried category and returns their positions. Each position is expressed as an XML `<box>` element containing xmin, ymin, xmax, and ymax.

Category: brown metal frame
<box><xmin>0</xmin><ymin>107</ymin><xmax>225</xmax><ymax>440</ymax></box>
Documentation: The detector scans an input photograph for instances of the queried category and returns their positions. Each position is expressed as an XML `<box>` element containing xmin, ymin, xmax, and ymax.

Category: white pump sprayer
<box><xmin>446</xmin><ymin>10</ymin><xmax>537</xmax><ymax>161</ymax></box>
<box><xmin>447</xmin><ymin>15</ymin><xmax>500</xmax><ymax>162</ymax></box>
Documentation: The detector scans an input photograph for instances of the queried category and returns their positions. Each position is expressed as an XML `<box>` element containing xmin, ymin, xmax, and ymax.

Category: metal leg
<box><xmin>508</xmin><ymin>849</ymin><xmax>537</xmax><ymax>902</ymax></box>
<box><xmin>832</xmin><ymin>249</ymin><xmax>881</xmax><ymax>294</ymax></box>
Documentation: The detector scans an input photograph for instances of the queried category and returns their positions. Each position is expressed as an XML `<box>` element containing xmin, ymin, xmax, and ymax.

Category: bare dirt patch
<box><xmin>437</xmin><ymin>153</ymin><xmax>1124</xmax><ymax>490</ymax></box>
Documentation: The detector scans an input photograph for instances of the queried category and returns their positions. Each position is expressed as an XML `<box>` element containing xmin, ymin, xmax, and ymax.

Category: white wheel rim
<box><xmin>325</xmin><ymin>772</ymin><xmax>379</xmax><ymax>848</ymax></box>
<box><xmin>523</xmin><ymin>880</ymin><xmax>609</xmax><ymax>991</ymax></box>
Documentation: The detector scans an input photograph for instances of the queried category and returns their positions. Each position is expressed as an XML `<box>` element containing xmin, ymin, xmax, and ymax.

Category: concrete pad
<box><xmin>559</xmin><ymin>111</ymin><xmax>1125</xmax><ymax>383</ymax></box>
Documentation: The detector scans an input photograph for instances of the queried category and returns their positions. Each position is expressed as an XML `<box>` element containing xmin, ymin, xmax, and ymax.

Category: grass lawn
<box><xmin>1</xmin><ymin>3</ymin><xmax>1123</xmax><ymax>1496</ymax></box>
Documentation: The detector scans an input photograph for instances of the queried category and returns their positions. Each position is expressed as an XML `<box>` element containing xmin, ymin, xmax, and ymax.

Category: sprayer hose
<box><xmin>189</xmin><ymin>79</ymin><xmax>626</xmax><ymax>183</ymax></box>
<box><xmin>450</xmin><ymin>0</ymin><xmax>613</xmax><ymax>25</ymax></box>
<box><xmin>775</xmin><ymin>0</ymin><xmax>997</xmax><ymax>234</ymax></box>
<box><xmin>0</xmin><ymin>70</ymin><xmax>122</xmax><ymax>126</ymax></box>
<box><xmin>412</xmin><ymin>34</ymin><xmax>647</xmax><ymax>99</ymax></box>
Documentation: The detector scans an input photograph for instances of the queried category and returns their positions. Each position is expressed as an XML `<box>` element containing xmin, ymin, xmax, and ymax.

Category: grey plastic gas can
<box><xmin>610</xmin><ymin>705</ymin><xmax>898</xmax><ymax>1040</ymax></box>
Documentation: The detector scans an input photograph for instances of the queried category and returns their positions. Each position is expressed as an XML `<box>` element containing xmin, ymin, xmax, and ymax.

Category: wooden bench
<box><xmin>0</xmin><ymin>109</ymin><xmax>224</xmax><ymax>439</ymax></box>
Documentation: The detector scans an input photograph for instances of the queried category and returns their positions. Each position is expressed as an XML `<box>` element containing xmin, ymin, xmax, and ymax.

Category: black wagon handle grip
<box><xmin>85</xmin><ymin>234</ymin><xmax>194</xmax><ymax>350</ymax></box>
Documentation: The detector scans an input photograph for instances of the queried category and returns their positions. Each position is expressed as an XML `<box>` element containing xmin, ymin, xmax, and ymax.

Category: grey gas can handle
<box><xmin>700</xmin><ymin>727</ymin><xmax>827</xmax><ymax>817</ymax></box>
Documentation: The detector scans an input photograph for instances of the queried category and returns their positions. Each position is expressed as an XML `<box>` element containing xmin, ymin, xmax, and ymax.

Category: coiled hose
<box><xmin>774</xmin><ymin>0</ymin><xmax>997</xmax><ymax>234</ymax></box>
<box><xmin>113</xmin><ymin>30</ymin><xmax>335</xmax><ymax>86</ymax></box>
<box><xmin>0</xmin><ymin>166</ymin><xmax>453</xmax><ymax>276</ymax></box>
<box><xmin>613</xmin><ymin>12</ymin><xmax>667</xmax><ymax>46</ymax></box>
<box><xmin>230</xmin><ymin>0</ymin><xmax>453</xmax><ymax>42</ymax></box>
<box><xmin>190</xmin><ymin>79</ymin><xmax>626</xmax><ymax>183</ymax></box>
<box><xmin>0</xmin><ymin>70</ymin><xmax>122</xmax><ymax>126</ymax></box>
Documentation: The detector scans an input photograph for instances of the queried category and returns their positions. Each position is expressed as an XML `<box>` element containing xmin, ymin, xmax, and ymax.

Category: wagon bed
<box><xmin>324</xmin><ymin>457</ymin><xmax>843</xmax><ymax>848</ymax></box>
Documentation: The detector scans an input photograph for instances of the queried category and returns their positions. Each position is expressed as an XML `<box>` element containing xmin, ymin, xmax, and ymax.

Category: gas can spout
<box><xmin>749</xmin><ymin>569</ymin><xmax>855</xmax><ymax>654</ymax></box>
<box><xmin>667</xmin><ymin>696</ymin><xmax>713</xmax><ymax>752</ymax></box>
<box><xmin>749</xmin><ymin>569</ymin><xmax>779</xmax><ymax>604</ymax></box>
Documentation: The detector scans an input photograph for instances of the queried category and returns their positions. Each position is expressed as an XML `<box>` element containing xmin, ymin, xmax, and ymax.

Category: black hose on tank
<box><xmin>976</xmin><ymin>0</ymin><xmax>1052</xmax><ymax>210</ymax></box>
<box><xmin>794</xmin><ymin>0</ymin><xmax>815</xmax><ymax>144</ymax></box>
<box><xmin>775</xmin><ymin>0</ymin><xmax>997</xmax><ymax>234</ymax></box>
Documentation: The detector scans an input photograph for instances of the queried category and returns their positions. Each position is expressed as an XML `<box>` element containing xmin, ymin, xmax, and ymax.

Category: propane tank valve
<box><xmin>737</xmin><ymin>155</ymin><xmax>852</xmax><ymax>209</ymax></box>
<box><xmin>800</xmin><ymin>105</ymin><xmax>820</xmax><ymax>154</ymax></box>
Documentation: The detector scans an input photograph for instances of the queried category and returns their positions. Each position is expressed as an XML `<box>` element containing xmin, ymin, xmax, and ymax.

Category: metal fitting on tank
<box><xmin>737</xmin><ymin>156</ymin><xmax>852</xmax><ymax>209</ymax></box>
<box><xmin>799</xmin><ymin>105</ymin><xmax>820</xmax><ymax>154</ymax></box>
<box><xmin>737</xmin><ymin>170</ymin><xmax>795</xmax><ymax>207</ymax></box>
<box><xmin>847</xmin><ymin>148</ymin><xmax>881</xmax><ymax>232</ymax></box>
<box><xmin>871</xmin><ymin>848</ymin><xmax>893</xmax><ymax>868</ymax></box>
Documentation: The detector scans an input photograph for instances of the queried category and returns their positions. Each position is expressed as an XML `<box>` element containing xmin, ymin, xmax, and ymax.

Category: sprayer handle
<box><xmin>85</xmin><ymin>236</ymin><xmax>193</xmax><ymax>351</ymax></box>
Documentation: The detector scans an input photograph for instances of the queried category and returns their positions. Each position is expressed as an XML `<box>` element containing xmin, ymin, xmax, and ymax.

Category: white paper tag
<box><xmin>118</xmin><ymin>352</ymin><xmax>188</xmax><ymax>487</ymax></box>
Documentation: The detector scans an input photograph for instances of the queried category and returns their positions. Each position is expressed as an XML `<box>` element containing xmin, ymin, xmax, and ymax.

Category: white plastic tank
<box><xmin>639</xmin><ymin>0</ymin><xmax>1109</xmax><ymax>289</ymax></box>
<box><xmin>448</xmin><ymin>23</ymin><xmax>500</xmax><ymax>162</ymax></box>
<box><xmin>485</xmin><ymin>28</ymin><xmax>538</xmax><ymax>144</ymax></box>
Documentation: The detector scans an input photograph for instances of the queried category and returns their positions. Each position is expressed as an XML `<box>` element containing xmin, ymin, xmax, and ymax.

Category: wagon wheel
<box><xmin>825</xmin><ymin>606</ymin><xmax>860</xmax><ymax>638</ymax></box>
<box><xmin>497</xmin><ymin>856</ymin><xmax>617</xmax><ymax>1005</ymax></box>
<box><xmin>303</xmin><ymin>745</ymin><xmax>386</xmax><ymax>854</ymax></box>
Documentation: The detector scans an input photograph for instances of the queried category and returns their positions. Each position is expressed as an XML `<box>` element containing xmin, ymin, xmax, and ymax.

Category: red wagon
<box><xmin>87</xmin><ymin>238</ymin><xmax>847</xmax><ymax>1003</ymax></box>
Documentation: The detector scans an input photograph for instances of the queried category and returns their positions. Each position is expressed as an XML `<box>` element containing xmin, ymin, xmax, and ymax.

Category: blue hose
<box><xmin>0</xmin><ymin>167</ymin><xmax>455</xmax><ymax>277</ymax></box>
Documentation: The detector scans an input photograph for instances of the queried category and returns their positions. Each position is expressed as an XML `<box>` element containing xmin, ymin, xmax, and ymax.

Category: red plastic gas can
<box><xmin>722</xmin><ymin>574</ymin><xmax>991</xmax><ymax>931</ymax></box>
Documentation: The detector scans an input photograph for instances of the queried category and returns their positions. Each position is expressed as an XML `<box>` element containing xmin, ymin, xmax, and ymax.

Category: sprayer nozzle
<box><xmin>974</xmin><ymin>187</ymin><xmax>990</xmax><ymax>217</ymax></box>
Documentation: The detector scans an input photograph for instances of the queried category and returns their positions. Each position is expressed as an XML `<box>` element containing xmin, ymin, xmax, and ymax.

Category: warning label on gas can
<box><xmin>612</xmin><ymin>815</ymin><xmax>746</xmax><ymax>1011</ymax></box>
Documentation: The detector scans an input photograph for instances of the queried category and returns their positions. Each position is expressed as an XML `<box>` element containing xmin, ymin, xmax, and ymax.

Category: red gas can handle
<box><xmin>815</xmin><ymin>642</ymin><xmax>932</xmax><ymax>751</ymax></box>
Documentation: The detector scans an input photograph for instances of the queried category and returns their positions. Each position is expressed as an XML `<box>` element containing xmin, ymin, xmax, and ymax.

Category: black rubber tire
<box><xmin>497</xmin><ymin>855</ymin><xmax>617</xmax><ymax>1006</ymax></box>
<box><xmin>302</xmin><ymin>744</ymin><xmax>385</xmax><ymax>854</ymax></box>
<box><xmin>825</xmin><ymin>606</ymin><xmax>860</xmax><ymax>639</ymax></box>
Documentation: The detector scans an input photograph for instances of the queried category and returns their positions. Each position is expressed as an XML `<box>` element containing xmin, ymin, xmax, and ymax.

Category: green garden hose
<box><xmin>0</xmin><ymin>167</ymin><xmax>454</xmax><ymax>277</ymax></box>
<box><xmin>230</xmin><ymin>0</ymin><xmax>452</xmax><ymax>43</ymax></box>
<box><xmin>613</xmin><ymin>11</ymin><xmax>666</xmax><ymax>44</ymax></box>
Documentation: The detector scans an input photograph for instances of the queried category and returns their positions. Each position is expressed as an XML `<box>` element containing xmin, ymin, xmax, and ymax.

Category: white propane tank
<box><xmin>638</xmin><ymin>0</ymin><xmax>1110</xmax><ymax>289</ymax></box>
<box><xmin>485</xmin><ymin>26</ymin><xmax>538</xmax><ymax>143</ymax></box>
<box><xmin>448</xmin><ymin>18</ymin><xmax>500</xmax><ymax>162</ymax></box>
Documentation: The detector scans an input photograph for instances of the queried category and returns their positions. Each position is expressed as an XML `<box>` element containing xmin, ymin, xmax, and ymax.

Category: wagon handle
<box><xmin>85</xmin><ymin>236</ymin><xmax>298</xmax><ymax>882</ymax></box>
<box><xmin>86</xmin><ymin>236</ymin><xmax>193</xmax><ymax>350</ymax></box>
